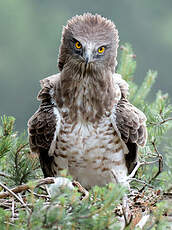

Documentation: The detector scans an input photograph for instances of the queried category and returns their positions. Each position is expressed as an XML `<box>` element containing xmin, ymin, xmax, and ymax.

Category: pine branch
<box><xmin>149</xmin><ymin>117</ymin><xmax>172</xmax><ymax>126</ymax></box>
<box><xmin>132</xmin><ymin>70</ymin><xmax>157</xmax><ymax>105</ymax></box>
<box><xmin>117</xmin><ymin>44</ymin><xmax>136</xmax><ymax>82</ymax></box>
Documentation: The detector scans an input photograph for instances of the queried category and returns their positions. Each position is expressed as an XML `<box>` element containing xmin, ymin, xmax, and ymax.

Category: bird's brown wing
<box><xmin>28</xmin><ymin>74</ymin><xmax>60</xmax><ymax>177</ymax></box>
<box><xmin>115</xmin><ymin>98</ymin><xmax>147</xmax><ymax>173</ymax></box>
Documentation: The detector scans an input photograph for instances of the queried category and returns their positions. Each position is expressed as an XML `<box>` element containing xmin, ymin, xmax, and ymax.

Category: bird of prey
<box><xmin>28</xmin><ymin>13</ymin><xmax>147</xmax><ymax>189</ymax></box>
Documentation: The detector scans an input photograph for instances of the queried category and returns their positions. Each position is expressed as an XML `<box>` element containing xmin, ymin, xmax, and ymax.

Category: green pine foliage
<box><xmin>0</xmin><ymin>44</ymin><xmax>172</xmax><ymax>229</ymax></box>
<box><xmin>0</xmin><ymin>116</ymin><xmax>41</xmax><ymax>187</ymax></box>
<box><xmin>26</xmin><ymin>184</ymin><xmax>125</xmax><ymax>230</ymax></box>
<box><xmin>118</xmin><ymin>44</ymin><xmax>172</xmax><ymax>190</ymax></box>
<box><xmin>0</xmin><ymin>116</ymin><xmax>15</xmax><ymax>159</ymax></box>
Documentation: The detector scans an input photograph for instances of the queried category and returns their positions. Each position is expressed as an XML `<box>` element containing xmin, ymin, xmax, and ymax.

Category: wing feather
<box><xmin>116</xmin><ymin>98</ymin><xmax>147</xmax><ymax>147</ymax></box>
<box><xmin>28</xmin><ymin>74</ymin><xmax>60</xmax><ymax>177</ymax></box>
<box><xmin>115</xmin><ymin>98</ymin><xmax>147</xmax><ymax>173</ymax></box>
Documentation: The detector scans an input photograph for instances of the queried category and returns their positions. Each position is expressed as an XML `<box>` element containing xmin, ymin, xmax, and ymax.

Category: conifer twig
<box><xmin>149</xmin><ymin>117</ymin><xmax>172</xmax><ymax>126</ymax></box>
<box><xmin>14</xmin><ymin>143</ymin><xmax>29</xmax><ymax>178</ymax></box>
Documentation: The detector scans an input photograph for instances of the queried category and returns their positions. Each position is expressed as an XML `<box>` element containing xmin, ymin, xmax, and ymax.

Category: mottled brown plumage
<box><xmin>28</xmin><ymin>13</ymin><xmax>147</xmax><ymax>189</ymax></box>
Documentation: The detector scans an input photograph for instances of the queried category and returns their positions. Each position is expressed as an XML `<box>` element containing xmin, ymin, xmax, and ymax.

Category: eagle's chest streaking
<box><xmin>52</xmin><ymin>109</ymin><xmax>128</xmax><ymax>189</ymax></box>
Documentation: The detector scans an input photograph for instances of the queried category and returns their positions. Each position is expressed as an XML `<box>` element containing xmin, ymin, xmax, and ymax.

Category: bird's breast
<box><xmin>52</xmin><ymin>110</ymin><xmax>128</xmax><ymax>189</ymax></box>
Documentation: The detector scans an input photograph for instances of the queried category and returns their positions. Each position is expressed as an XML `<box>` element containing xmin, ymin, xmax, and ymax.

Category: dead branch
<box><xmin>135</xmin><ymin>214</ymin><xmax>150</xmax><ymax>229</ymax></box>
<box><xmin>121</xmin><ymin>195</ymin><xmax>132</xmax><ymax>229</ymax></box>
<box><xmin>11</xmin><ymin>197</ymin><xmax>15</xmax><ymax>222</ymax></box>
<box><xmin>129</xmin><ymin>178</ymin><xmax>154</xmax><ymax>188</ymax></box>
<box><xmin>28</xmin><ymin>189</ymin><xmax>51</xmax><ymax>199</ymax></box>
<box><xmin>139</xmin><ymin>141</ymin><xmax>163</xmax><ymax>192</ymax></box>
<box><xmin>0</xmin><ymin>177</ymin><xmax>55</xmax><ymax>199</ymax></box>
<box><xmin>0</xmin><ymin>182</ymin><xmax>30</xmax><ymax>212</ymax></box>
<box><xmin>0</xmin><ymin>171</ymin><xmax>13</xmax><ymax>179</ymax></box>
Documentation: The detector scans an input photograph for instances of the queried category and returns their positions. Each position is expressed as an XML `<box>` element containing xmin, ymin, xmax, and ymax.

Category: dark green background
<box><xmin>1</xmin><ymin>0</ymin><xmax>172</xmax><ymax>131</ymax></box>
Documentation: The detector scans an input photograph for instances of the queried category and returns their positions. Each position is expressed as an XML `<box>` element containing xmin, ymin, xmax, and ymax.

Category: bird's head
<box><xmin>58</xmin><ymin>13</ymin><xmax>119</xmax><ymax>73</ymax></box>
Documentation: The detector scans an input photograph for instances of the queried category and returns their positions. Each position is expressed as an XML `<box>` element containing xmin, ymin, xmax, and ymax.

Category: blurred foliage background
<box><xmin>0</xmin><ymin>0</ymin><xmax>172</xmax><ymax>131</ymax></box>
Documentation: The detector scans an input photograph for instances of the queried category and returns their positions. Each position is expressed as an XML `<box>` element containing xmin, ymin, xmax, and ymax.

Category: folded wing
<box><xmin>116</xmin><ymin>98</ymin><xmax>147</xmax><ymax>173</ymax></box>
<box><xmin>28</xmin><ymin>74</ymin><xmax>60</xmax><ymax>177</ymax></box>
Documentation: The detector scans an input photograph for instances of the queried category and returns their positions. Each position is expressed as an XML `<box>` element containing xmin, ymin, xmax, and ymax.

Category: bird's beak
<box><xmin>83</xmin><ymin>51</ymin><xmax>92</xmax><ymax>64</ymax></box>
<box><xmin>83</xmin><ymin>44</ymin><xmax>94</xmax><ymax>64</ymax></box>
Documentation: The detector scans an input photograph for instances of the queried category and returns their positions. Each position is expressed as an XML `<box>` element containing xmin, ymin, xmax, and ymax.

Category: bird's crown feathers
<box><xmin>63</xmin><ymin>13</ymin><xmax>118</xmax><ymax>44</ymax></box>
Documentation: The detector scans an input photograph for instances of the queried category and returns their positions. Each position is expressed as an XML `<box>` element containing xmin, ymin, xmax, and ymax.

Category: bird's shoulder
<box><xmin>112</xmin><ymin>73</ymin><xmax>129</xmax><ymax>99</ymax></box>
<box><xmin>37</xmin><ymin>73</ymin><xmax>61</xmax><ymax>101</ymax></box>
<box><xmin>111</xmin><ymin>73</ymin><xmax>147</xmax><ymax>147</ymax></box>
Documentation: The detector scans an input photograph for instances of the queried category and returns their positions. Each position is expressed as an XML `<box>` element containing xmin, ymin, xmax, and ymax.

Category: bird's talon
<box><xmin>72</xmin><ymin>180</ymin><xmax>89</xmax><ymax>200</ymax></box>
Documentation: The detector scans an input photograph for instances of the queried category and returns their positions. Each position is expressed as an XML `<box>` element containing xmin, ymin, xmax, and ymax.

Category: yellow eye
<box><xmin>98</xmin><ymin>46</ymin><xmax>105</xmax><ymax>54</ymax></box>
<box><xmin>75</xmin><ymin>41</ymin><xmax>82</xmax><ymax>49</ymax></box>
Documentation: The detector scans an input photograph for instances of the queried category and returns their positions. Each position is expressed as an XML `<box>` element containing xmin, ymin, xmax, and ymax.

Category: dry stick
<box><xmin>0</xmin><ymin>177</ymin><xmax>55</xmax><ymax>199</ymax></box>
<box><xmin>0</xmin><ymin>203</ymin><xmax>11</xmax><ymax>209</ymax></box>
<box><xmin>152</xmin><ymin>141</ymin><xmax>163</xmax><ymax>174</ymax></box>
<box><xmin>139</xmin><ymin>141</ymin><xmax>163</xmax><ymax>192</ymax></box>
<box><xmin>121</xmin><ymin>208</ymin><xmax>132</xmax><ymax>229</ymax></box>
<box><xmin>0</xmin><ymin>171</ymin><xmax>12</xmax><ymax>179</ymax></box>
<box><xmin>163</xmin><ymin>192</ymin><xmax>172</xmax><ymax>198</ymax></box>
<box><xmin>11</xmin><ymin>197</ymin><xmax>15</xmax><ymax>222</ymax></box>
<box><xmin>124</xmin><ymin>159</ymin><xmax>160</xmax><ymax>182</ymax></box>
<box><xmin>0</xmin><ymin>181</ymin><xmax>31</xmax><ymax>212</ymax></box>
<box><xmin>121</xmin><ymin>195</ymin><xmax>132</xmax><ymax>228</ymax></box>
<box><xmin>135</xmin><ymin>214</ymin><xmax>150</xmax><ymax>229</ymax></box>
<box><xmin>45</xmin><ymin>185</ymin><xmax>51</xmax><ymax>197</ymax></box>
<box><xmin>3</xmin><ymin>222</ymin><xmax>17</xmax><ymax>227</ymax></box>
<box><xmin>129</xmin><ymin>178</ymin><xmax>154</xmax><ymax>188</ymax></box>
<box><xmin>127</xmin><ymin>161</ymin><xmax>144</xmax><ymax>179</ymax></box>
<box><xmin>111</xmin><ymin>157</ymin><xmax>160</xmax><ymax>227</ymax></box>
<box><xmin>36</xmin><ymin>177</ymin><xmax>55</xmax><ymax>187</ymax></box>
<box><xmin>0</xmin><ymin>184</ymin><xmax>30</xmax><ymax>199</ymax></box>
<box><xmin>18</xmin><ymin>193</ymin><xmax>25</xmax><ymax>207</ymax></box>
<box><xmin>111</xmin><ymin>158</ymin><xmax>161</xmax><ymax>191</ymax></box>
<box><xmin>27</xmin><ymin>189</ymin><xmax>51</xmax><ymax>199</ymax></box>
<box><xmin>112</xmin><ymin>160</ymin><xmax>160</xmax><ymax>185</ymax></box>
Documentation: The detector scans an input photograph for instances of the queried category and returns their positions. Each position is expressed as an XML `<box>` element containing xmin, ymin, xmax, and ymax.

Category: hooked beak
<box><xmin>83</xmin><ymin>47</ymin><xmax>93</xmax><ymax>64</ymax></box>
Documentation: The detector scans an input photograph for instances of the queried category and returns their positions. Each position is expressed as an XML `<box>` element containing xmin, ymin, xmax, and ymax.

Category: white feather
<box><xmin>48</xmin><ymin>89</ymin><xmax>61</xmax><ymax>156</ymax></box>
